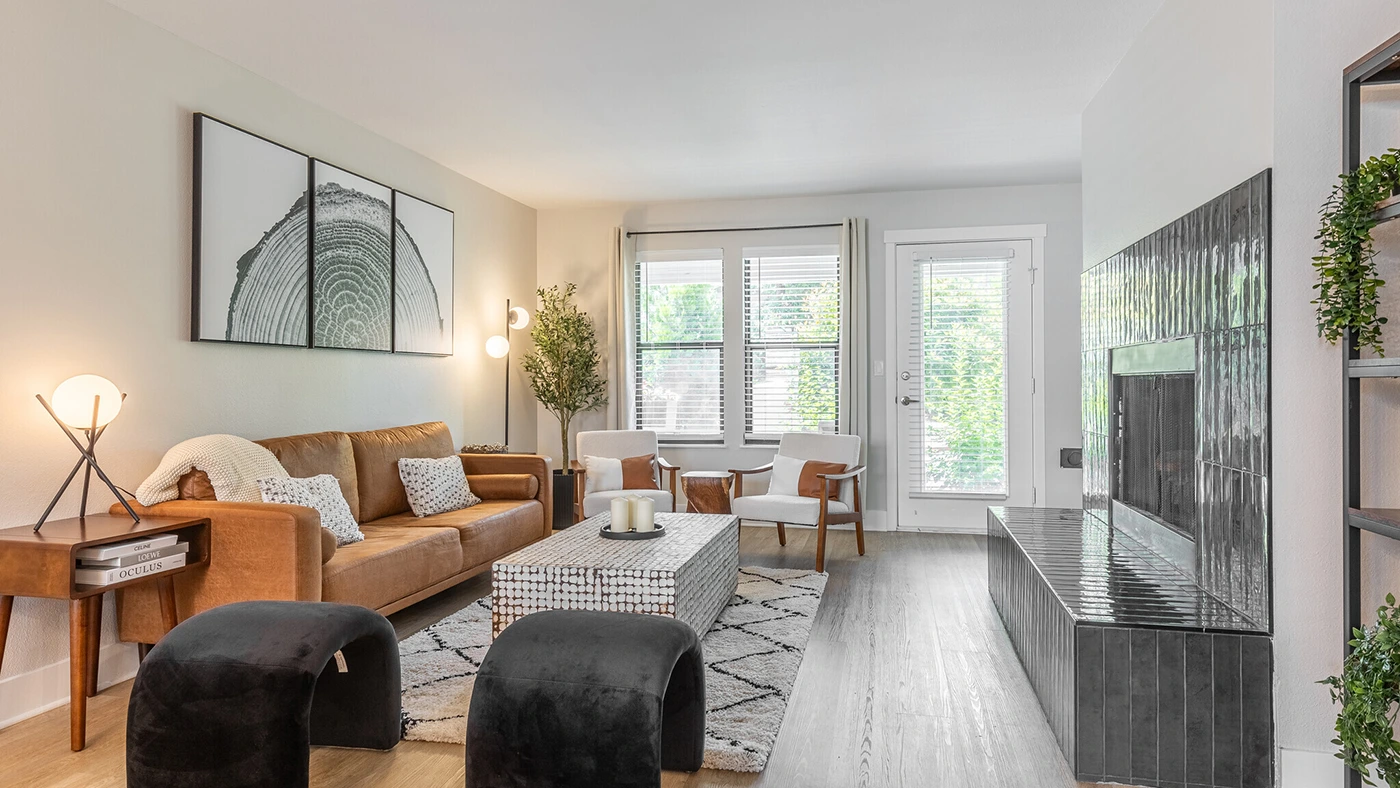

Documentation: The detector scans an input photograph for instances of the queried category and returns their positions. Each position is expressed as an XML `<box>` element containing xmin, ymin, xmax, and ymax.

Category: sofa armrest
<box><xmin>459</xmin><ymin>454</ymin><xmax>551</xmax><ymax>538</ymax></box>
<box><xmin>107</xmin><ymin>499</ymin><xmax>324</xmax><ymax>644</ymax></box>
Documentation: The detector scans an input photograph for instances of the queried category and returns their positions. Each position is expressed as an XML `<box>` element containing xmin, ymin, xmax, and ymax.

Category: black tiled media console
<box><xmin>989</xmin><ymin>508</ymin><xmax>1272</xmax><ymax>788</ymax></box>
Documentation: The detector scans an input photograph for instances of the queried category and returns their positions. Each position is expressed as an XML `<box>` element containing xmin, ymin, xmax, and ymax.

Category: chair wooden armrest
<box><xmin>570</xmin><ymin>460</ymin><xmax>586</xmax><ymax>521</ymax></box>
<box><xmin>815</xmin><ymin>465</ymin><xmax>866</xmax><ymax>481</ymax></box>
<box><xmin>727</xmin><ymin>463</ymin><xmax>773</xmax><ymax>499</ymax></box>
<box><xmin>656</xmin><ymin>457</ymin><xmax>680</xmax><ymax>512</ymax></box>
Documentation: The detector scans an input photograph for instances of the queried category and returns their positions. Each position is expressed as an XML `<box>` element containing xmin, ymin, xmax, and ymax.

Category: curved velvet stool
<box><xmin>465</xmin><ymin>610</ymin><xmax>705</xmax><ymax>788</ymax></box>
<box><xmin>126</xmin><ymin>601</ymin><xmax>400</xmax><ymax>788</ymax></box>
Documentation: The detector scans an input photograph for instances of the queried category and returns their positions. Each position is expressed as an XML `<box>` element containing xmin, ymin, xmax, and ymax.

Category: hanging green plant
<box><xmin>1322</xmin><ymin>593</ymin><xmax>1400</xmax><ymax>786</ymax></box>
<box><xmin>1313</xmin><ymin>148</ymin><xmax>1400</xmax><ymax>356</ymax></box>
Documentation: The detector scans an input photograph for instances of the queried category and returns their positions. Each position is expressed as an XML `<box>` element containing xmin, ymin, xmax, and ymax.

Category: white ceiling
<box><xmin>109</xmin><ymin>0</ymin><xmax>1163</xmax><ymax>208</ymax></box>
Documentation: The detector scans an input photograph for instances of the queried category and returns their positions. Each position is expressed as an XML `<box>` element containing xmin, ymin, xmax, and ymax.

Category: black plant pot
<box><xmin>552</xmin><ymin>470</ymin><xmax>576</xmax><ymax>530</ymax></box>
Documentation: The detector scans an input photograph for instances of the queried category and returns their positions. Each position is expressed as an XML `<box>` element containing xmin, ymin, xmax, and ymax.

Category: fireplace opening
<box><xmin>1113</xmin><ymin>373</ymin><xmax>1196</xmax><ymax>539</ymax></box>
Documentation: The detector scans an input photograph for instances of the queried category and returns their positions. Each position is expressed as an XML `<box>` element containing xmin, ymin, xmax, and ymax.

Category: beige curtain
<box><xmin>840</xmin><ymin>218</ymin><xmax>869</xmax><ymax>462</ymax></box>
<box><xmin>607</xmin><ymin>227</ymin><xmax>637</xmax><ymax>429</ymax></box>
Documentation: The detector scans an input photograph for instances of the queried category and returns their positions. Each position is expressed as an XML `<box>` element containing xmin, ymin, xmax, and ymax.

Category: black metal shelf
<box><xmin>1347</xmin><ymin>358</ymin><xmax>1400</xmax><ymax>378</ymax></box>
<box><xmin>1342</xmin><ymin>28</ymin><xmax>1400</xmax><ymax>788</ymax></box>
<box><xmin>1348</xmin><ymin>508</ymin><xmax>1400</xmax><ymax>541</ymax></box>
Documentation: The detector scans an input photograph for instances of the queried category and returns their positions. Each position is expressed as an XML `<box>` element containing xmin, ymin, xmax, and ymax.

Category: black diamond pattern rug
<box><xmin>398</xmin><ymin>566</ymin><xmax>827</xmax><ymax>772</ymax></box>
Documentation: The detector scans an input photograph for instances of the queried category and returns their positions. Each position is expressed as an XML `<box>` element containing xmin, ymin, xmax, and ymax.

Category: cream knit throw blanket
<box><xmin>135</xmin><ymin>434</ymin><xmax>288</xmax><ymax>506</ymax></box>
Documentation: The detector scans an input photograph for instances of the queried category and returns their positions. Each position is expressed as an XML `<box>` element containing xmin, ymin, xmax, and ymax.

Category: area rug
<box><xmin>398</xmin><ymin>566</ymin><xmax>828</xmax><ymax>772</ymax></box>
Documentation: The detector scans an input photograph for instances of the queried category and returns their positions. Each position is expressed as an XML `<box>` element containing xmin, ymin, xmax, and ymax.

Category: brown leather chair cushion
<box><xmin>321</xmin><ymin>524</ymin><xmax>462</xmax><ymax>610</ymax></box>
<box><xmin>798</xmin><ymin>461</ymin><xmax>847</xmax><ymax>500</ymax></box>
<box><xmin>348</xmin><ymin>422</ymin><xmax>455</xmax><ymax>523</ymax></box>
<box><xmin>621</xmin><ymin>454</ymin><xmax>659</xmax><ymax>490</ymax></box>
<box><xmin>255</xmin><ymin>431</ymin><xmax>361</xmax><ymax>522</ymax></box>
<box><xmin>368</xmin><ymin>500</ymin><xmax>544</xmax><ymax>570</ymax></box>
<box><xmin>177</xmin><ymin>469</ymin><xmax>216</xmax><ymax>501</ymax></box>
<box><xmin>465</xmin><ymin>473</ymin><xmax>540</xmax><ymax>500</ymax></box>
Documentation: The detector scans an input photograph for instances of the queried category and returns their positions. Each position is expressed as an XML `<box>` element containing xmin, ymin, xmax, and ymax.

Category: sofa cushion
<box><xmin>367</xmin><ymin>500</ymin><xmax>543</xmax><ymax>570</ymax></box>
<box><xmin>731</xmin><ymin>494</ymin><xmax>850</xmax><ymax>526</ymax></box>
<box><xmin>349</xmin><ymin>423</ymin><xmax>455</xmax><ymax>522</ymax></box>
<box><xmin>465</xmin><ymin>473</ymin><xmax>539</xmax><ymax>501</ymax></box>
<box><xmin>256</xmin><ymin>431</ymin><xmax>360</xmax><ymax>522</ymax></box>
<box><xmin>321</xmin><ymin>525</ymin><xmax>462</xmax><ymax>611</ymax></box>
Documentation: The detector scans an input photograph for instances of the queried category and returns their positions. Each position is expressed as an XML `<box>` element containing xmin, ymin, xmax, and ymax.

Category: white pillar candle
<box><xmin>632</xmin><ymin>496</ymin><xmax>656</xmax><ymax>532</ymax></box>
<box><xmin>610</xmin><ymin>497</ymin><xmax>631</xmax><ymax>532</ymax></box>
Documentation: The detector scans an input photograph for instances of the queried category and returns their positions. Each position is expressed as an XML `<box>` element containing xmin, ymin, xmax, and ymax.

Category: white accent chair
<box><xmin>730</xmin><ymin>433</ymin><xmax>866</xmax><ymax>573</ymax></box>
<box><xmin>572</xmin><ymin>430</ymin><xmax>680</xmax><ymax>520</ymax></box>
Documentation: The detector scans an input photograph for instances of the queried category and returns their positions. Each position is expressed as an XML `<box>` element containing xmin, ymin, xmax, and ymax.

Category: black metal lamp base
<box><xmin>34</xmin><ymin>393</ymin><xmax>139</xmax><ymax>531</ymax></box>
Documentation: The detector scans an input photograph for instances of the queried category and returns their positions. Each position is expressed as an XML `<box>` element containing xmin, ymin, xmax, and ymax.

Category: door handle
<box><xmin>900</xmin><ymin>396</ymin><xmax>920</xmax><ymax>406</ymax></box>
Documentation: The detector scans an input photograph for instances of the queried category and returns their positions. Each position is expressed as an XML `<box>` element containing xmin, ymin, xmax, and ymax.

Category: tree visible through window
<box><xmin>634</xmin><ymin>253</ymin><xmax>724</xmax><ymax>440</ymax></box>
<box><xmin>744</xmin><ymin>250</ymin><xmax>841</xmax><ymax>442</ymax></box>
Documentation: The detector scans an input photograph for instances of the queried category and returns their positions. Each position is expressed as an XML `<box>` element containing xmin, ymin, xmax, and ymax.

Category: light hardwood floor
<box><xmin>0</xmin><ymin>526</ymin><xmax>1095</xmax><ymax>787</ymax></box>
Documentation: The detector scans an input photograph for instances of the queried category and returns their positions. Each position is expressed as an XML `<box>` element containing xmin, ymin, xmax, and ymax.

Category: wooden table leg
<box><xmin>0</xmin><ymin>595</ymin><xmax>13</xmax><ymax>675</ymax></box>
<box><xmin>85</xmin><ymin>595</ymin><xmax>101</xmax><ymax>697</ymax></box>
<box><xmin>69</xmin><ymin>598</ymin><xmax>90</xmax><ymax>752</ymax></box>
<box><xmin>157</xmin><ymin>576</ymin><xmax>179</xmax><ymax>634</ymax></box>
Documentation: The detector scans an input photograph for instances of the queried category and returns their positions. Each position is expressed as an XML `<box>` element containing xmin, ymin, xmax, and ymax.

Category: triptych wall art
<box><xmin>192</xmin><ymin>113</ymin><xmax>454</xmax><ymax>356</ymax></box>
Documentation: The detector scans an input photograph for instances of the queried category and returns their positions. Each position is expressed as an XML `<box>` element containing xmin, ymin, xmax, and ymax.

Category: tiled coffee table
<box><xmin>490</xmin><ymin>512</ymin><xmax>739</xmax><ymax>639</ymax></box>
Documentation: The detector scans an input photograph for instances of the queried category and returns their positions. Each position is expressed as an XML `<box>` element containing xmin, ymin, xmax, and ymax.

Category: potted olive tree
<box><xmin>520</xmin><ymin>283</ymin><xmax>607</xmax><ymax>528</ymax></box>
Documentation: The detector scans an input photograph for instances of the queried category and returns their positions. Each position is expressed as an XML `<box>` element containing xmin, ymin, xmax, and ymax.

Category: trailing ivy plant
<box><xmin>1314</xmin><ymin>148</ymin><xmax>1400</xmax><ymax>356</ymax></box>
<box><xmin>1322</xmin><ymin>593</ymin><xmax>1400</xmax><ymax>786</ymax></box>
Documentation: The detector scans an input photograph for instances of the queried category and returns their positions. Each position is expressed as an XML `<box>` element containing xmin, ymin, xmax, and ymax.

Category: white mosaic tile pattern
<box><xmin>491</xmin><ymin>512</ymin><xmax>739</xmax><ymax>638</ymax></box>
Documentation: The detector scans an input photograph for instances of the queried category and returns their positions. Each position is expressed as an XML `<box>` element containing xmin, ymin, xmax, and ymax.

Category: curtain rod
<box><xmin>626</xmin><ymin>222</ymin><xmax>842</xmax><ymax>238</ymax></box>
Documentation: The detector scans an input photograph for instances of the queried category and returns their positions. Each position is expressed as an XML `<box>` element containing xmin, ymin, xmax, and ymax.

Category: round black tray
<box><xmin>599</xmin><ymin>523</ymin><xmax>667</xmax><ymax>540</ymax></box>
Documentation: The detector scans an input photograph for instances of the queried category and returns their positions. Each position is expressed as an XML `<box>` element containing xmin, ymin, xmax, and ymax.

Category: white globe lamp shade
<box><xmin>507</xmin><ymin>306</ymin><xmax>530</xmax><ymax>330</ymax></box>
<box><xmin>52</xmin><ymin>374</ymin><xmax>123</xmax><ymax>428</ymax></box>
<box><xmin>485</xmin><ymin>335</ymin><xmax>510</xmax><ymax>359</ymax></box>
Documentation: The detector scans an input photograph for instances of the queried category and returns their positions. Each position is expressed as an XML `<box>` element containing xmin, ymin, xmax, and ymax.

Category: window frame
<box><xmin>741</xmin><ymin>245</ymin><xmax>844</xmax><ymax>445</ymax></box>
<box><xmin>632</xmin><ymin>249</ymin><xmax>726</xmax><ymax>445</ymax></box>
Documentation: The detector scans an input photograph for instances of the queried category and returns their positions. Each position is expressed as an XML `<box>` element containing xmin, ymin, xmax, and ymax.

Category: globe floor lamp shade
<box><xmin>34</xmin><ymin>374</ymin><xmax>140</xmax><ymax>531</ymax></box>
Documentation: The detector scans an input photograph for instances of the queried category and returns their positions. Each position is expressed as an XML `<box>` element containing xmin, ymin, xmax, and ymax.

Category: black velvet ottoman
<box><xmin>126</xmin><ymin>601</ymin><xmax>401</xmax><ymax>788</ymax></box>
<box><xmin>465</xmin><ymin>609</ymin><xmax>705</xmax><ymax>788</ymax></box>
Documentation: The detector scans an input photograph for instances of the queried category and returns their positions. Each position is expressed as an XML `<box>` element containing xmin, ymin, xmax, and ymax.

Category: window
<box><xmin>633</xmin><ymin>251</ymin><xmax>724</xmax><ymax>442</ymax></box>
<box><xmin>912</xmin><ymin>257</ymin><xmax>1008</xmax><ymax>495</ymax></box>
<box><xmin>743</xmin><ymin>247</ymin><xmax>841</xmax><ymax>443</ymax></box>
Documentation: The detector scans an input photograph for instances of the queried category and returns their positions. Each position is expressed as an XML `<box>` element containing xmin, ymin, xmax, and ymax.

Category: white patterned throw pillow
<box><xmin>258</xmin><ymin>474</ymin><xmax>364</xmax><ymax>546</ymax></box>
<box><xmin>398</xmin><ymin>456</ymin><xmax>481</xmax><ymax>517</ymax></box>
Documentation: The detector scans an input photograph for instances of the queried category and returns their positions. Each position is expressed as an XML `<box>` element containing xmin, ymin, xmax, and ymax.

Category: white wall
<box><xmin>1081</xmin><ymin>0</ymin><xmax>1274</xmax><ymax>269</ymax></box>
<box><xmin>536</xmin><ymin>184</ymin><xmax>1084</xmax><ymax>522</ymax></box>
<box><xmin>0</xmin><ymin>0</ymin><xmax>536</xmax><ymax>726</ymax></box>
<box><xmin>1274</xmin><ymin>1</ymin><xmax>1400</xmax><ymax>785</ymax></box>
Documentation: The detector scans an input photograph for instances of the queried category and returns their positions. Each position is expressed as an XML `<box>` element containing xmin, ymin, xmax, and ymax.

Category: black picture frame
<box><xmin>191</xmin><ymin>113</ymin><xmax>313</xmax><ymax>348</ymax></box>
<box><xmin>391</xmin><ymin>189</ymin><xmax>455</xmax><ymax>356</ymax></box>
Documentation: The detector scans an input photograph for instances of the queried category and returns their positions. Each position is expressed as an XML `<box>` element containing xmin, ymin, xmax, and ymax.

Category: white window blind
<box><xmin>909</xmin><ymin>256</ymin><xmax>1009</xmax><ymax>495</ymax></box>
<box><xmin>634</xmin><ymin>251</ymin><xmax>724</xmax><ymax>442</ymax></box>
<box><xmin>743</xmin><ymin>247</ymin><xmax>841</xmax><ymax>443</ymax></box>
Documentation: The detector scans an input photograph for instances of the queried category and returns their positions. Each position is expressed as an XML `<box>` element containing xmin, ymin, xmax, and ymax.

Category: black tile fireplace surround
<box><xmin>989</xmin><ymin>171</ymin><xmax>1273</xmax><ymax>788</ymax></box>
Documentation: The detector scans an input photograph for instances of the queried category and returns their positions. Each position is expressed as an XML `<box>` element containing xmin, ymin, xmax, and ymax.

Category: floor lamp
<box><xmin>486</xmin><ymin>300</ymin><xmax>530</xmax><ymax>450</ymax></box>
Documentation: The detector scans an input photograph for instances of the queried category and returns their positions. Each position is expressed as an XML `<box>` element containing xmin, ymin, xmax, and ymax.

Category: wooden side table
<box><xmin>681</xmin><ymin>471</ymin><xmax>734</xmax><ymax>515</ymax></box>
<box><xmin>0</xmin><ymin>514</ymin><xmax>210</xmax><ymax>751</ymax></box>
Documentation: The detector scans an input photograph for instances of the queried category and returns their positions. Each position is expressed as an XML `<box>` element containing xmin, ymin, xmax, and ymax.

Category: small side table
<box><xmin>681</xmin><ymin>471</ymin><xmax>734</xmax><ymax>515</ymax></box>
<box><xmin>0</xmin><ymin>514</ymin><xmax>210</xmax><ymax>751</ymax></box>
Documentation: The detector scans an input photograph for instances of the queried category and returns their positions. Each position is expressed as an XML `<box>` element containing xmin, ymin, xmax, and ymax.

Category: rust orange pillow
<box><xmin>177</xmin><ymin>468</ymin><xmax>217</xmax><ymax>501</ymax></box>
<box><xmin>621</xmin><ymin>454</ymin><xmax>660</xmax><ymax>490</ymax></box>
<box><xmin>797</xmin><ymin>461</ymin><xmax>847</xmax><ymax>500</ymax></box>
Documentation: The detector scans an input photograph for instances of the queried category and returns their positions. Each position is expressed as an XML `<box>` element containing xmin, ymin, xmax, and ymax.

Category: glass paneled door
<box><xmin>895</xmin><ymin>240</ymin><xmax>1035</xmax><ymax>531</ymax></box>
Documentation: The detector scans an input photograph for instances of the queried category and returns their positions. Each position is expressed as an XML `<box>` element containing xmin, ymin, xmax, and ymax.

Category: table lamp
<box><xmin>485</xmin><ymin>300</ymin><xmax>531</xmax><ymax>449</ymax></box>
<box><xmin>34</xmin><ymin>374</ymin><xmax>140</xmax><ymax>531</ymax></box>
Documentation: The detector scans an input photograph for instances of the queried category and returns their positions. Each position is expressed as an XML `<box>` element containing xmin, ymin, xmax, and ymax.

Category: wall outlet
<box><xmin>873</xmin><ymin>360</ymin><xmax>884</xmax><ymax>376</ymax></box>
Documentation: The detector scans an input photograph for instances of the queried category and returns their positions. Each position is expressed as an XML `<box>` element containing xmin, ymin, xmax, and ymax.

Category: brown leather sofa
<box><xmin>112</xmin><ymin>422</ymin><xmax>550</xmax><ymax>645</ymax></box>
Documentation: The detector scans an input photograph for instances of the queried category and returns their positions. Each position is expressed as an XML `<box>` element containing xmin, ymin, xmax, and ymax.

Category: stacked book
<box><xmin>75</xmin><ymin>534</ymin><xmax>189</xmax><ymax>586</ymax></box>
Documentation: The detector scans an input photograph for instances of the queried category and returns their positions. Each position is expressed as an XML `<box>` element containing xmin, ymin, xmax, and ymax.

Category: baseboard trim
<box><xmin>0</xmin><ymin>642</ymin><xmax>139</xmax><ymax>730</ymax></box>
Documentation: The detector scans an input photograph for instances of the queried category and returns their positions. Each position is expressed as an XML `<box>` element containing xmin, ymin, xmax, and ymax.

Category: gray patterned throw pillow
<box><xmin>398</xmin><ymin>456</ymin><xmax>481</xmax><ymax>517</ymax></box>
<box><xmin>258</xmin><ymin>474</ymin><xmax>364</xmax><ymax>546</ymax></box>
